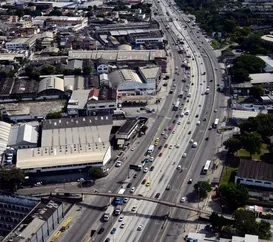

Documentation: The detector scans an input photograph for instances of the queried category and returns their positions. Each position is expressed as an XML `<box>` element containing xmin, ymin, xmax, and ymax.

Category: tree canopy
<box><xmin>223</xmin><ymin>137</ymin><xmax>242</xmax><ymax>153</ymax></box>
<box><xmin>241</xmin><ymin>131</ymin><xmax>262</xmax><ymax>157</ymax></box>
<box><xmin>193</xmin><ymin>181</ymin><xmax>212</xmax><ymax>199</ymax></box>
<box><xmin>88</xmin><ymin>167</ymin><xmax>105</xmax><ymax>180</ymax></box>
<box><xmin>0</xmin><ymin>168</ymin><xmax>25</xmax><ymax>191</ymax></box>
<box><xmin>249</xmin><ymin>85</ymin><xmax>264</xmax><ymax>99</ymax></box>
<box><xmin>219</xmin><ymin>183</ymin><xmax>249</xmax><ymax>210</ymax></box>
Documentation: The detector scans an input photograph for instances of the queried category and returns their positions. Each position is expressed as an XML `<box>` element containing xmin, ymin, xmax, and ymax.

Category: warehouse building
<box><xmin>16</xmin><ymin>116</ymin><xmax>113</xmax><ymax>174</ymax></box>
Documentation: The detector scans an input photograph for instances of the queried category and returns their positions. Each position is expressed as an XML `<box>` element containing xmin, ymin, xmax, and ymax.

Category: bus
<box><xmin>203</xmin><ymin>160</ymin><xmax>212</xmax><ymax>174</ymax></box>
<box><xmin>147</xmin><ymin>145</ymin><xmax>155</xmax><ymax>154</ymax></box>
<box><xmin>213</xmin><ymin>118</ymin><xmax>219</xmax><ymax>128</ymax></box>
<box><xmin>173</xmin><ymin>100</ymin><xmax>180</xmax><ymax>111</ymax></box>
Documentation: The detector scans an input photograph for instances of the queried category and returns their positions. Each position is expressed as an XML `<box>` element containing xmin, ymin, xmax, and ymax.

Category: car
<box><xmin>169</xmin><ymin>145</ymin><xmax>173</xmax><ymax>149</ymax></box>
<box><xmin>146</xmin><ymin>181</ymin><xmax>151</xmax><ymax>187</ymax></box>
<box><xmin>158</xmin><ymin>145</ymin><xmax>162</xmax><ymax>150</ymax></box>
<box><xmin>166</xmin><ymin>184</ymin><xmax>171</xmax><ymax>190</ymax></box>
<box><xmin>131</xmin><ymin>206</ymin><xmax>137</xmax><ymax>212</ymax></box>
<box><xmin>131</xmin><ymin>146</ymin><xmax>136</xmax><ymax>151</ymax></box>
<box><xmin>126</xmin><ymin>183</ymin><xmax>132</xmax><ymax>188</ymax></box>
<box><xmin>150</xmin><ymin>166</ymin><xmax>154</xmax><ymax>171</ymax></box>
<box><xmin>173</xmin><ymin>84</ymin><xmax>176</xmax><ymax>87</ymax></box>
<box><xmin>210</xmin><ymin>79</ymin><xmax>213</xmax><ymax>82</ymax></box>
<box><xmin>188</xmin><ymin>179</ymin><xmax>193</xmax><ymax>184</ymax></box>
<box><xmin>195</xmin><ymin>114</ymin><xmax>199</xmax><ymax>118</ymax></box>
<box><xmin>175</xmin><ymin>114</ymin><xmax>179</xmax><ymax>118</ymax></box>
<box><xmin>110</xmin><ymin>228</ymin><xmax>116</xmax><ymax>234</ymax></box>
<box><xmin>120</xmin><ymin>223</ymin><xmax>125</xmax><ymax>229</ymax></box>
<box><xmin>182</xmin><ymin>153</ymin><xmax>187</xmax><ymax>158</ymax></box>
<box><xmin>177</xmin><ymin>121</ymin><xmax>181</xmax><ymax>125</ymax></box>
<box><xmin>177</xmin><ymin>165</ymin><xmax>182</xmax><ymax>170</ymax></box>
<box><xmin>155</xmin><ymin>193</ymin><xmax>160</xmax><ymax>199</ymax></box>
<box><xmin>98</xmin><ymin>227</ymin><xmax>105</xmax><ymax>234</ymax></box>
<box><xmin>205</xmin><ymin>137</ymin><xmax>209</xmax><ymax>141</ymax></box>
<box><xmin>130</xmin><ymin>187</ymin><xmax>135</xmax><ymax>193</ymax></box>
<box><xmin>115</xmin><ymin>161</ymin><xmax>122</xmax><ymax>167</ymax></box>
<box><xmin>159</xmin><ymin>152</ymin><xmax>163</xmax><ymax>157</ymax></box>
<box><xmin>137</xmin><ymin>225</ymin><xmax>144</xmax><ymax>231</ymax></box>
<box><xmin>172</xmin><ymin>130</ymin><xmax>176</xmax><ymax>134</ymax></box>
<box><xmin>161</xmin><ymin>131</ymin><xmax>165</xmax><ymax>135</ymax></box>
<box><xmin>181</xmin><ymin>197</ymin><xmax>186</xmax><ymax>203</ymax></box>
<box><xmin>188</xmin><ymin>131</ymin><xmax>192</xmax><ymax>135</ymax></box>
<box><xmin>123</xmin><ymin>198</ymin><xmax>129</xmax><ymax>203</ymax></box>
<box><xmin>168</xmin><ymin>126</ymin><xmax>173</xmax><ymax>130</ymax></box>
<box><xmin>118</xmin><ymin>216</ymin><xmax>124</xmax><ymax>222</ymax></box>
<box><xmin>173</xmin><ymin>120</ymin><xmax>176</xmax><ymax>124</ymax></box>
<box><xmin>142</xmin><ymin>179</ymin><xmax>147</xmax><ymax>184</ymax></box>
<box><xmin>150</xmin><ymin>156</ymin><xmax>154</xmax><ymax>161</ymax></box>
<box><xmin>203</xmin><ymin>117</ymin><xmax>207</xmax><ymax>121</ymax></box>
<box><xmin>105</xmin><ymin>238</ymin><xmax>110</xmax><ymax>242</ymax></box>
<box><xmin>143</xmin><ymin>167</ymin><xmax>149</xmax><ymax>173</ymax></box>
<box><xmin>164</xmin><ymin>134</ymin><xmax>168</xmax><ymax>139</ymax></box>
<box><xmin>133</xmin><ymin>173</ymin><xmax>137</xmax><ymax>178</ymax></box>
<box><xmin>196</xmin><ymin>121</ymin><xmax>201</xmax><ymax>126</ymax></box>
<box><xmin>208</xmin><ymin>126</ymin><xmax>212</xmax><ymax>130</ymax></box>
<box><xmin>190</xmin><ymin>139</ymin><xmax>194</xmax><ymax>143</ymax></box>
<box><xmin>214</xmin><ymin>109</ymin><xmax>218</xmax><ymax>113</ymax></box>
<box><xmin>164</xmin><ymin>144</ymin><xmax>168</xmax><ymax>148</ymax></box>
<box><xmin>180</xmin><ymin>113</ymin><xmax>184</xmax><ymax>117</ymax></box>
<box><xmin>176</xmin><ymin>144</ymin><xmax>180</xmax><ymax>148</ymax></box>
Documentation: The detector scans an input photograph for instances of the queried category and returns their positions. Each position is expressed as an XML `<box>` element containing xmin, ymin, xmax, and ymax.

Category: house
<box><xmin>250</xmin><ymin>73</ymin><xmax>273</xmax><ymax>90</ymax></box>
<box><xmin>231</xmin><ymin>82</ymin><xmax>253</xmax><ymax>97</ymax></box>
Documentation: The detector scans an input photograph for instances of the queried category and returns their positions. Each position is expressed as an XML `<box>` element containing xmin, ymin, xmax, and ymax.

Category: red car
<box><xmin>159</xmin><ymin>152</ymin><xmax>163</xmax><ymax>157</ymax></box>
<box><xmin>142</xmin><ymin>179</ymin><xmax>147</xmax><ymax>184</ymax></box>
<box><xmin>164</xmin><ymin>144</ymin><xmax>168</xmax><ymax>148</ymax></box>
<box><xmin>168</xmin><ymin>126</ymin><xmax>173</xmax><ymax>130</ymax></box>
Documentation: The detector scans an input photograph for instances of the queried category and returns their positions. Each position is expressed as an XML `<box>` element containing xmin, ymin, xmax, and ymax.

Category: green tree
<box><xmin>223</xmin><ymin>137</ymin><xmax>242</xmax><ymax>153</ymax></box>
<box><xmin>249</xmin><ymin>85</ymin><xmax>264</xmax><ymax>99</ymax></box>
<box><xmin>258</xmin><ymin>220</ymin><xmax>272</xmax><ymax>240</ymax></box>
<box><xmin>232</xmin><ymin>54</ymin><xmax>266</xmax><ymax>74</ymax></box>
<box><xmin>83</xmin><ymin>66</ymin><xmax>92</xmax><ymax>76</ymax></box>
<box><xmin>193</xmin><ymin>181</ymin><xmax>212</xmax><ymax>199</ymax></box>
<box><xmin>230</xmin><ymin>67</ymin><xmax>250</xmax><ymax>83</ymax></box>
<box><xmin>88</xmin><ymin>167</ymin><xmax>105</xmax><ymax>179</ymax></box>
<box><xmin>210</xmin><ymin>212</ymin><xmax>233</xmax><ymax>230</ymax></box>
<box><xmin>41</xmin><ymin>64</ymin><xmax>56</xmax><ymax>75</ymax></box>
<box><xmin>219</xmin><ymin>184</ymin><xmax>249</xmax><ymax>210</ymax></box>
<box><xmin>49</xmin><ymin>7</ymin><xmax>62</xmax><ymax>16</ymax></box>
<box><xmin>46</xmin><ymin>112</ymin><xmax>62</xmax><ymax>119</ymax></box>
<box><xmin>73</xmin><ymin>68</ymin><xmax>82</xmax><ymax>75</ymax></box>
<box><xmin>241</xmin><ymin>131</ymin><xmax>262</xmax><ymax>157</ymax></box>
<box><xmin>0</xmin><ymin>168</ymin><xmax>25</xmax><ymax>191</ymax></box>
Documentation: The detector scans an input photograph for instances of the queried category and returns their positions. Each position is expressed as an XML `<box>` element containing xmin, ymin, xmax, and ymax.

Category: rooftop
<box><xmin>68</xmin><ymin>50</ymin><xmax>167</xmax><ymax>61</ymax></box>
<box><xmin>68</xmin><ymin>89</ymin><xmax>90</xmax><ymax>109</ymax></box>
<box><xmin>6</xmin><ymin>37</ymin><xmax>28</xmax><ymax>44</ymax></box>
<box><xmin>250</xmin><ymin>73</ymin><xmax>273</xmax><ymax>84</ymax></box>
<box><xmin>11</xmin><ymin>78</ymin><xmax>38</xmax><ymax>95</ymax></box>
<box><xmin>139</xmin><ymin>66</ymin><xmax>160</xmax><ymax>80</ymax></box>
<box><xmin>0</xmin><ymin>78</ymin><xmax>15</xmax><ymax>96</ymax></box>
<box><xmin>237</xmin><ymin>159</ymin><xmax>273</xmax><ymax>182</ymax></box>
<box><xmin>117</xmin><ymin>119</ymin><xmax>139</xmax><ymax>135</ymax></box>
<box><xmin>232</xmin><ymin>110</ymin><xmax>260</xmax><ymax>119</ymax></box>
<box><xmin>261</xmin><ymin>34</ymin><xmax>273</xmax><ymax>43</ymax></box>
<box><xmin>257</xmin><ymin>55</ymin><xmax>273</xmax><ymax>72</ymax></box>
<box><xmin>0</xmin><ymin>121</ymin><xmax>11</xmax><ymax>155</ymax></box>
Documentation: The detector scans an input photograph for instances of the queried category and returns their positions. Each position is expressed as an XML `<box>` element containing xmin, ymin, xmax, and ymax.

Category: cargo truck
<box><xmin>103</xmin><ymin>206</ymin><xmax>114</xmax><ymax>221</ymax></box>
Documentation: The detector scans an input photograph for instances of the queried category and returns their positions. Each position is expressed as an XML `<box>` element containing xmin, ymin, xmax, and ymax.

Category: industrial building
<box><xmin>16</xmin><ymin>116</ymin><xmax>113</xmax><ymax>174</ymax></box>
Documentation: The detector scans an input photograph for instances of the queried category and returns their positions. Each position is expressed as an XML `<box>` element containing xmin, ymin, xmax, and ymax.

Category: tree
<box><xmin>193</xmin><ymin>181</ymin><xmax>212</xmax><ymax>199</ymax></box>
<box><xmin>230</xmin><ymin>67</ymin><xmax>250</xmax><ymax>83</ymax></box>
<box><xmin>46</xmin><ymin>112</ymin><xmax>62</xmax><ymax>119</ymax></box>
<box><xmin>41</xmin><ymin>64</ymin><xmax>56</xmax><ymax>75</ymax></box>
<box><xmin>232</xmin><ymin>55</ymin><xmax>266</xmax><ymax>74</ymax></box>
<box><xmin>73</xmin><ymin>68</ymin><xmax>82</xmax><ymax>76</ymax></box>
<box><xmin>48</xmin><ymin>7</ymin><xmax>62</xmax><ymax>16</ymax></box>
<box><xmin>88</xmin><ymin>167</ymin><xmax>105</xmax><ymax>179</ymax></box>
<box><xmin>241</xmin><ymin>131</ymin><xmax>262</xmax><ymax>157</ymax></box>
<box><xmin>223</xmin><ymin>137</ymin><xmax>242</xmax><ymax>153</ymax></box>
<box><xmin>210</xmin><ymin>212</ymin><xmax>233</xmax><ymax>230</ymax></box>
<box><xmin>219</xmin><ymin>184</ymin><xmax>249</xmax><ymax>210</ymax></box>
<box><xmin>249</xmin><ymin>85</ymin><xmax>264</xmax><ymax>99</ymax></box>
<box><xmin>0</xmin><ymin>168</ymin><xmax>25</xmax><ymax>191</ymax></box>
<box><xmin>83</xmin><ymin>66</ymin><xmax>92</xmax><ymax>76</ymax></box>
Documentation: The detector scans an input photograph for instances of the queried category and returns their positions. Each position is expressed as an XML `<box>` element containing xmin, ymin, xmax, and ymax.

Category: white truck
<box><xmin>114</xmin><ymin>205</ymin><xmax>122</xmax><ymax>216</ymax></box>
<box><xmin>205</xmin><ymin>88</ymin><xmax>210</xmax><ymax>94</ymax></box>
<box><xmin>103</xmin><ymin>206</ymin><xmax>114</xmax><ymax>221</ymax></box>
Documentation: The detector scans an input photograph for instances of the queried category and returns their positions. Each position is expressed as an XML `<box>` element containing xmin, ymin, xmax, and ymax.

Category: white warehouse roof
<box><xmin>38</xmin><ymin>76</ymin><xmax>64</xmax><ymax>94</ymax></box>
<box><xmin>0</xmin><ymin>121</ymin><xmax>11</xmax><ymax>155</ymax></box>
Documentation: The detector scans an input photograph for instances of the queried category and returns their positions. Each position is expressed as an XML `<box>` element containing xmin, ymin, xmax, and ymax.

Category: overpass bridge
<box><xmin>62</xmin><ymin>190</ymin><xmax>212</xmax><ymax>215</ymax></box>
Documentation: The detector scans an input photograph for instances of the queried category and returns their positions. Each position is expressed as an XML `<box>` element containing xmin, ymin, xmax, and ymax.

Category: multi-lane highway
<box><xmin>61</xmin><ymin>1</ymin><xmax>225</xmax><ymax>241</ymax></box>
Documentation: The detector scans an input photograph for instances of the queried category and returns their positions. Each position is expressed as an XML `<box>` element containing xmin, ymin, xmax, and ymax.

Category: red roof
<box><xmin>89</xmin><ymin>88</ymin><xmax>100</xmax><ymax>99</ymax></box>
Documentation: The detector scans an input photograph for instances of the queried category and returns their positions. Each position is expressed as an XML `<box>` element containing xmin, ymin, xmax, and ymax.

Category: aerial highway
<box><xmin>60</xmin><ymin>1</ymin><xmax>225</xmax><ymax>241</ymax></box>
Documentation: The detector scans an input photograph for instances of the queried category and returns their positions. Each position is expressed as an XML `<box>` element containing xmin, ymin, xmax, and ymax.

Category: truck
<box><xmin>114</xmin><ymin>205</ymin><xmax>122</xmax><ymax>216</ymax></box>
<box><xmin>103</xmin><ymin>206</ymin><xmax>114</xmax><ymax>221</ymax></box>
<box><xmin>114</xmin><ymin>188</ymin><xmax>126</xmax><ymax>205</ymax></box>
<box><xmin>147</xmin><ymin>145</ymin><xmax>155</xmax><ymax>154</ymax></box>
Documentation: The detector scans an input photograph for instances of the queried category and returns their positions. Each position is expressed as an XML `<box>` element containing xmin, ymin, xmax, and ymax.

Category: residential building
<box><xmin>231</xmin><ymin>82</ymin><xmax>253</xmax><ymax>96</ymax></box>
<box><xmin>5</xmin><ymin>36</ymin><xmax>36</xmax><ymax>51</ymax></box>
<box><xmin>257</xmin><ymin>55</ymin><xmax>273</xmax><ymax>73</ymax></box>
<box><xmin>250</xmin><ymin>73</ymin><xmax>273</xmax><ymax>90</ymax></box>
<box><xmin>235</xmin><ymin>159</ymin><xmax>273</xmax><ymax>189</ymax></box>
<box><xmin>138</xmin><ymin>66</ymin><xmax>161</xmax><ymax>89</ymax></box>
<box><xmin>3</xmin><ymin>196</ymin><xmax>64</xmax><ymax>242</ymax></box>
<box><xmin>67</xmin><ymin>89</ymin><xmax>90</xmax><ymax>116</ymax></box>
<box><xmin>231</xmin><ymin>110</ymin><xmax>260</xmax><ymax>125</ymax></box>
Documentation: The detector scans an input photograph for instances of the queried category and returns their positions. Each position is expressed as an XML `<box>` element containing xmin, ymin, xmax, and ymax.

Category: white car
<box><xmin>118</xmin><ymin>216</ymin><xmax>124</xmax><ymax>222</ymax></box>
<box><xmin>181</xmin><ymin>197</ymin><xmax>186</xmax><ymax>203</ymax></box>
<box><xmin>196</xmin><ymin>121</ymin><xmax>200</xmax><ymax>126</ymax></box>
<box><xmin>131</xmin><ymin>206</ymin><xmax>137</xmax><ymax>212</ymax></box>
<box><xmin>137</xmin><ymin>225</ymin><xmax>144</xmax><ymax>231</ymax></box>
<box><xmin>169</xmin><ymin>145</ymin><xmax>173</xmax><ymax>149</ymax></box>
<box><xmin>131</xmin><ymin>146</ymin><xmax>136</xmax><ymax>151</ymax></box>
<box><xmin>180</xmin><ymin>113</ymin><xmax>184</xmax><ymax>117</ymax></box>
<box><xmin>130</xmin><ymin>187</ymin><xmax>136</xmax><ymax>193</ymax></box>
<box><xmin>120</xmin><ymin>223</ymin><xmax>125</xmax><ymax>228</ymax></box>
<box><xmin>172</xmin><ymin>130</ymin><xmax>175</xmax><ymax>134</ymax></box>
<box><xmin>189</xmin><ymin>139</ymin><xmax>194</xmax><ymax>143</ymax></box>
<box><xmin>115</xmin><ymin>161</ymin><xmax>122</xmax><ymax>167</ymax></box>
<box><xmin>177</xmin><ymin>165</ymin><xmax>182</xmax><ymax>170</ymax></box>
<box><xmin>182</xmin><ymin>153</ymin><xmax>187</xmax><ymax>158</ymax></box>
<box><xmin>161</xmin><ymin>131</ymin><xmax>165</xmax><ymax>135</ymax></box>
<box><xmin>214</xmin><ymin>109</ymin><xmax>218</xmax><ymax>113</ymax></box>
<box><xmin>143</xmin><ymin>167</ymin><xmax>149</xmax><ymax>173</ymax></box>
<box><xmin>176</xmin><ymin>144</ymin><xmax>180</xmax><ymax>148</ymax></box>
<box><xmin>123</xmin><ymin>198</ymin><xmax>129</xmax><ymax>203</ymax></box>
<box><xmin>177</xmin><ymin>121</ymin><xmax>181</xmax><ymax>125</ymax></box>
<box><xmin>150</xmin><ymin>157</ymin><xmax>154</xmax><ymax>161</ymax></box>
<box><xmin>209</xmin><ymin>126</ymin><xmax>212</xmax><ymax>130</ymax></box>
